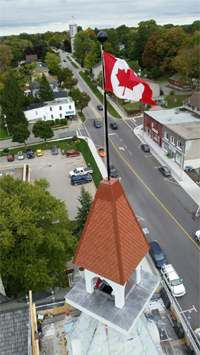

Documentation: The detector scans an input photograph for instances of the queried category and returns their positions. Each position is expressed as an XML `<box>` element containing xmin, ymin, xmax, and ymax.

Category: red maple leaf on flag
<box><xmin>116</xmin><ymin>68</ymin><xmax>139</xmax><ymax>96</ymax></box>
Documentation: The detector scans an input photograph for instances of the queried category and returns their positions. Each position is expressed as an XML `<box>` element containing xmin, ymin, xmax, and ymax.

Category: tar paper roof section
<box><xmin>165</xmin><ymin>121</ymin><xmax>200</xmax><ymax>140</ymax></box>
<box><xmin>73</xmin><ymin>178</ymin><xmax>150</xmax><ymax>285</ymax></box>
<box><xmin>183</xmin><ymin>92</ymin><xmax>200</xmax><ymax>111</ymax></box>
<box><xmin>145</xmin><ymin>108</ymin><xmax>200</xmax><ymax>125</ymax></box>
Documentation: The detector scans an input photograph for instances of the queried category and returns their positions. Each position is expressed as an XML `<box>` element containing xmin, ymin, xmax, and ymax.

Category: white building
<box><xmin>69</xmin><ymin>23</ymin><xmax>78</xmax><ymax>53</ymax></box>
<box><xmin>23</xmin><ymin>97</ymin><xmax>76</xmax><ymax>124</ymax></box>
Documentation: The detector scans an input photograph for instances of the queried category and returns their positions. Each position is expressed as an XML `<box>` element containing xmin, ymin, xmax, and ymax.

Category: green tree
<box><xmin>1</xmin><ymin>71</ymin><xmax>28</xmax><ymax>134</ymax></box>
<box><xmin>69</xmin><ymin>88</ymin><xmax>90</xmax><ymax>113</ymax></box>
<box><xmin>32</xmin><ymin>119</ymin><xmax>54</xmax><ymax>143</ymax></box>
<box><xmin>173</xmin><ymin>45</ymin><xmax>200</xmax><ymax>92</ymax></box>
<box><xmin>44</xmin><ymin>52</ymin><xmax>61</xmax><ymax>75</ymax></box>
<box><xmin>128</xmin><ymin>60</ymin><xmax>140</xmax><ymax>74</ymax></box>
<box><xmin>73</xmin><ymin>31</ymin><xmax>95</xmax><ymax>66</ymax></box>
<box><xmin>130</xmin><ymin>20</ymin><xmax>159</xmax><ymax>65</ymax></box>
<box><xmin>142</xmin><ymin>31</ymin><xmax>162</xmax><ymax>70</ymax></box>
<box><xmin>73</xmin><ymin>186</ymin><xmax>93</xmax><ymax>241</ymax></box>
<box><xmin>157</xmin><ymin>27</ymin><xmax>187</xmax><ymax>70</ymax></box>
<box><xmin>12</xmin><ymin>122</ymin><xmax>30</xmax><ymax>147</ymax></box>
<box><xmin>0</xmin><ymin>44</ymin><xmax>13</xmax><ymax>75</ymax></box>
<box><xmin>63</xmin><ymin>76</ymin><xmax>78</xmax><ymax>91</ymax></box>
<box><xmin>57</xmin><ymin>67</ymin><xmax>73</xmax><ymax>85</ymax></box>
<box><xmin>0</xmin><ymin>175</ymin><xmax>77</xmax><ymax>297</ymax></box>
<box><xmin>39</xmin><ymin>74</ymin><xmax>54</xmax><ymax>101</ymax></box>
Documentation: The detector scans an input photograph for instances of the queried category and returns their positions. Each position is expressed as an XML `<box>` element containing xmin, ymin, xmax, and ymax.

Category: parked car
<box><xmin>51</xmin><ymin>146</ymin><xmax>58</xmax><ymax>155</ymax></box>
<box><xmin>7</xmin><ymin>154</ymin><xmax>14</xmax><ymax>162</ymax></box>
<box><xmin>159</xmin><ymin>166</ymin><xmax>171</xmax><ymax>176</ymax></box>
<box><xmin>195</xmin><ymin>230</ymin><xmax>200</xmax><ymax>242</ymax></box>
<box><xmin>66</xmin><ymin>149</ymin><xmax>80</xmax><ymax>158</ymax></box>
<box><xmin>161</xmin><ymin>264</ymin><xmax>186</xmax><ymax>297</ymax></box>
<box><xmin>141</xmin><ymin>144</ymin><xmax>150</xmax><ymax>152</ymax></box>
<box><xmin>110</xmin><ymin>122</ymin><xmax>118</xmax><ymax>129</ymax></box>
<box><xmin>36</xmin><ymin>149</ymin><xmax>43</xmax><ymax>157</ymax></box>
<box><xmin>97</xmin><ymin>105</ymin><xmax>103</xmax><ymax>110</ymax></box>
<box><xmin>26</xmin><ymin>148</ymin><xmax>34</xmax><ymax>159</ymax></box>
<box><xmin>109</xmin><ymin>165</ymin><xmax>118</xmax><ymax>178</ymax></box>
<box><xmin>17</xmin><ymin>151</ymin><xmax>24</xmax><ymax>160</ymax></box>
<box><xmin>94</xmin><ymin>119</ymin><xmax>101</xmax><ymax>128</ymax></box>
<box><xmin>71</xmin><ymin>175</ymin><xmax>92</xmax><ymax>186</ymax></box>
<box><xmin>149</xmin><ymin>241</ymin><xmax>167</xmax><ymax>268</ymax></box>
<box><xmin>97</xmin><ymin>147</ymin><xmax>106</xmax><ymax>157</ymax></box>
<box><xmin>69</xmin><ymin>167</ymin><xmax>93</xmax><ymax>177</ymax></box>
<box><xmin>3</xmin><ymin>148</ymin><xmax>9</xmax><ymax>154</ymax></box>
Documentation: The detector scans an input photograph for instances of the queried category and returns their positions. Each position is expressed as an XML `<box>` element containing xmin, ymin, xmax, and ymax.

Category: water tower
<box><xmin>69</xmin><ymin>23</ymin><xmax>77</xmax><ymax>53</ymax></box>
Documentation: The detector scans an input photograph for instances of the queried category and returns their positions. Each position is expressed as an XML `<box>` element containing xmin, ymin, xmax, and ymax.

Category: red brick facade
<box><xmin>143</xmin><ymin>113</ymin><xmax>163</xmax><ymax>147</ymax></box>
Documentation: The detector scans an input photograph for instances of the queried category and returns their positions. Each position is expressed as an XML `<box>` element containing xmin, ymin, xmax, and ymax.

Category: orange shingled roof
<box><xmin>73</xmin><ymin>178</ymin><xmax>150</xmax><ymax>285</ymax></box>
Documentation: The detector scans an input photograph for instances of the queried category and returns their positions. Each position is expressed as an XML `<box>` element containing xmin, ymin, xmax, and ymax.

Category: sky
<box><xmin>0</xmin><ymin>0</ymin><xmax>199</xmax><ymax>37</ymax></box>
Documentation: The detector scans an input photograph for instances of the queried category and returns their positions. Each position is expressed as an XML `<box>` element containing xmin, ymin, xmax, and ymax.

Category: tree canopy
<box><xmin>0</xmin><ymin>175</ymin><xmax>77</xmax><ymax>297</ymax></box>
<box><xmin>32</xmin><ymin>119</ymin><xmax>54</xmax><ymax>143</ymax></box>
<box><xmin>73</xmin><ymin>186</ymin><xmax>93</xmax><ymax>241</ymax></box>
<box><xmin>12</xmin><ymin>122</ymin><xmax>30</xmax><ymax>147</ymax></box>
<box><xmin>39</xmin><ymin>74</ymin><xmax>54</xmax><ymax>101</ymax></box>
<box><xmin>69</xmin><ymin>88</ymin><xmax>90</xmax><ymax>113</ymax></box>
<box><xmin>44</xmin><ymin>52</ymin><xmax>61</xmax><ymax>75</ymax></box>
<box><xmin>1</xmin><ymin>71</ymin><xmax>28</xmax><ymax>134</ymax></box>
<box><xmin>173</xmin><ymin>45</ymin><xmax>200</xmax><ymax>91</ymax></box>
<box><xmin>73</xmin><ymin>31</ymin><xmax>95</xmax><ymax>66</ymax></box>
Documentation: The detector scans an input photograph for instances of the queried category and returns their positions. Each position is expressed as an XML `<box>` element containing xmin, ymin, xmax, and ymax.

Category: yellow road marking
<box><xmin>90</xmin><ymin>105</ymin><xmax>103</xmax><ymax>121</ymax></box>
<box><xmin>109</xmin><ymin>136</ymin><xmax>200</xmax><ymax>250</ymax></box>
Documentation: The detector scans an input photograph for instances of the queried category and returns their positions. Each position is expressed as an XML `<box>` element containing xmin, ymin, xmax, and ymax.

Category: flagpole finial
<box><xmin>97</xmin><ymin>31</ymin><xmax>108</xmax><ymax>44</ymax></box>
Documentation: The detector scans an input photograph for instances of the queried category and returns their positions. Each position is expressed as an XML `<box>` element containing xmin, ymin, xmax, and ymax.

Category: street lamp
<box><xmin>4</xmin><ymin>115</ymin><xmax>10</xmax><ymax>138</ymax></box>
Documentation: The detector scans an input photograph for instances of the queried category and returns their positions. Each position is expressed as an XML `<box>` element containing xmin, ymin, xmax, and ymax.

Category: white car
<box><xmin>195</xmin><ymin>230</ymin><xmax>200</xmax><ymax>242</ymax></box>
<box><xmin>161</xmin><ymin>264</ymin><xmax>186</xmax><ymax>297</ymax></box>
<box><xmin>17</xmin><ymin>151</ymin><xmax>25</xmax><ymax>160</ymax></box>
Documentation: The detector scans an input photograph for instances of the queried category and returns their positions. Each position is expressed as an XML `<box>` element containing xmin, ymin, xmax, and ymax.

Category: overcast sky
<box><xmin>0</xmin><ymin>0</ymin><xmax>199</xmax><ymax>37</ymax></box>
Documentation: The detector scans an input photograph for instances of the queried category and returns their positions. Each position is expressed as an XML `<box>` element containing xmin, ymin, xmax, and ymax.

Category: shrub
<box><xmin>160</xmin><ymin>89</ymin><xmax>164</xmax><ymax>96</ymax></box>
<box><xmin>60</xmin><ymin>118</ymin><xmax>67</xmax><ymax>125</ymax></box>
<box><xmin>55</xmin><ymin>118</ymin><xmax>60</xmax><ymax>125</ymax></box>
<box><xmin>50</xmin><ymin>120</ymin><xmax>55</xmax><ymax>126</ymax></box>
<box><xmin>170</xmin><ymin>90</ymin><xmax>175</xmax><ymax>95</ymax></box>
<box><xmin>72</xmin><ymin>135</ymin><xmax>77</xmax><ymax>142</ymax></box>
<box><xmin>46</xmin><ymin>120</ymin><xmax>52</xmax><ymax>125</ymax></box>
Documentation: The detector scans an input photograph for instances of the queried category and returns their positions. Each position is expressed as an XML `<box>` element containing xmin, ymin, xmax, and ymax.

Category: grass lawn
<box><xmin>0</xmin><ymin>127</ymin><xmax>9</xmax><ymax>140</ymax></box>
<box><xmin>122</xmin><ymin>101</ymin><xmax>141</xmax><ymax>110</ymax></box>
<box><xmin>157</xmin><ymin>71</ymin><xmax>173</xmax><ymax>82</ymax></box>
<box><xmin>165</xmin><ymin>94</ymin><xmax>191</xmax><ymax>108</ymax></box>
<box><xmin>0</xmin><ymin>138</ymin><xmax>103</xmax><ymax>189</ymax></box>
<box><xmin>79</xmin><ymin>71</ymin><xmax>121</xmax><ymax>119</ymax></box>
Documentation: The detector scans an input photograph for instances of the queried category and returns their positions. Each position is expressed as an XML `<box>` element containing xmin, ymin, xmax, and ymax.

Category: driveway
<box><xmin>0</xmin><ymin>149</ymin><xmax>96</xmax><ymax>220</ymax></box>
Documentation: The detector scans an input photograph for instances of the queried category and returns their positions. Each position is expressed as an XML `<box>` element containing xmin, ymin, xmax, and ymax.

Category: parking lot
<box><xmin>0</xmin><ymin>149</ymin><xmax>96</xmax><ymax>220</ymax></box>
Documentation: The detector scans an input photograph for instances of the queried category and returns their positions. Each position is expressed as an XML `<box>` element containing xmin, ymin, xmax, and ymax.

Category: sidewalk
<box><xmin>134</xmin><ymin>125</ymin><xmax>200</xmax><ymax>208</ymax></box>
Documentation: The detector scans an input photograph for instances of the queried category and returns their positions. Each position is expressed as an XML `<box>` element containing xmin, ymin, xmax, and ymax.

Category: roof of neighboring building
<box><xmin>73</xmin><ymin>178</ymin><xmax>150</xmax><ymax>285</ymax></box>
<box><xmin>46</xmin><ymin>75</ymin><xmax>58</xmax><ymax>82</ymax></box>
<box><xmin>26</xmin><ymin>54</ymin><xmax>38</xmax><ymax>61</ymax></box>
<box><xmin>183</xmin><ymin>92</ymin><xmax>200</xmax><ymax>110</ymax></box>
<box><xmin>140</xmin><ymin>77</ymin><xmax>159</xmax><ymax>84</ymax></box>
<box><xmin>169</xmin><ymin>75</ymin><xmax>179</xmax><ymax>81</ymax></box>
<box><xmin>23</xmin><ymin>95</ymin><xmax>71</xmax><ymax>111</ymax></box>
<box><xmin>92</xmin><ymin>61</ymin><xmax>102</xmax><ymax>69</ymax></box>
<box><xmin>165</xmin><ymin>121</ymin><xmax>200</xmax><ymax>140</ymax></box>
<box><xmin>54</xmin><ymin>91</ymin><xmax>68</xmax><ymax>98</ymax></box>
<box><xmin>21</xmin><ymin>59</ymin><xmax>37</xmax><ymax>65</ymax></box>
<box><xmin>145</xmin><ymin>108</ymin><xmax>200</xmax><ymax>125</ymax></box>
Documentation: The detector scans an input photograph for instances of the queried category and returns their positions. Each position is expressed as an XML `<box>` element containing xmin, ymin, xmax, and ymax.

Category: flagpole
<box><xmin>97</xmin><ymin>31</ymin><xmax>110</xmax><ymax>181</ymax></box>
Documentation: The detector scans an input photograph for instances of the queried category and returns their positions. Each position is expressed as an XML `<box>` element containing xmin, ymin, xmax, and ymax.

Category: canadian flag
<box><xmin>103</xmin><ymin>51</ymin><xmax>156</xmax><ymax>105</ymax></box>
